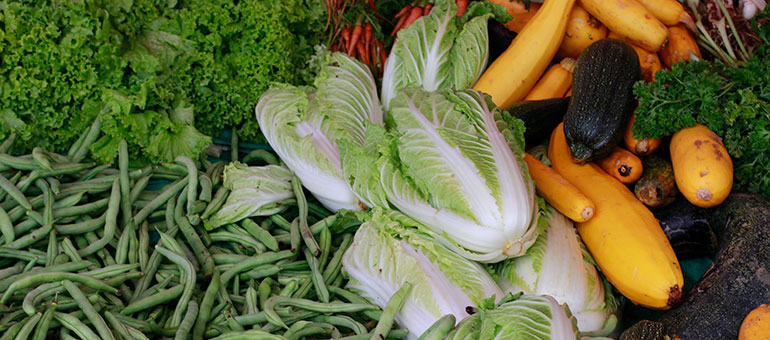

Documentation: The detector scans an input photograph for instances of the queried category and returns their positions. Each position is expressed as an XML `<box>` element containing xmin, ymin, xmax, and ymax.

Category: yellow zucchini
<box><xmin>473</xmin><ymin>0</ymin><xmax>576</xmax><ymax>108</ymax></box>
<box><xmin>579</xmin><ymin>0</ymin><xmax>669</xmax><ymax>52</ymax></box>
<box><xmin>556</xmin><ymin>4</ymin><xmax>608</xmax><ymax>59</ymax></box>
<box><xmin>597</xmin><ymin>146</ymin><xmax>644</xmax><ymax>184</ymax></box>
<box><xmin>660</xmin><ymin>24</ymin><xmax>702</xmax><ymax>68</ymax></box>
<box><xmin>523</xmin><ymin>152</ymin><xmax>594</xmax><ymax>222</ymax></box>
<box><xmin>637</xmin><ymin>0</ymin><xmax>695</xmax><ymax>28</ymax></box>
<box><xmin>549</xmin><ymin>123</ymin><xmax>683</xmax><ymax>309</ymax></box>
<box><xmin>523</xmin><ymin>58</ymin><xmax>576</xmax><ymax>101</ymax></box>
<box><xmin>670</xmin><ymin>124</ymin><xmax>733</xmax><ymax>208</ymax></box>
<box><xmin>624</xmin><ymin>113</ymin><xmax>662</xmax><ymax>156</ymax></box>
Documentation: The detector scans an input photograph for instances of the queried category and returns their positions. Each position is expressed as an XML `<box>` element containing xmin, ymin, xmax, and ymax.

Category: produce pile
<box><xmin>1</xmin><ymin>0</ymin><xmax>770</xmax><ymax>339</ymax></box>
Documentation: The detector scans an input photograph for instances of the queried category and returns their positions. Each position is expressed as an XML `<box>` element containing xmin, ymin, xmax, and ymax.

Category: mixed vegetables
<box><xmin>1</xmin><ymin>0</ymin><xmax>770</xmax><ymax>339</ymax></box>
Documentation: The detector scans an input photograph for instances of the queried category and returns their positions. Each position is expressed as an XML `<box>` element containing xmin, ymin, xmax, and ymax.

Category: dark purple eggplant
<box><xmin>653</xmin><ymin>197</ymin><xmax>717</xmax><ymax>259</ymax></box>
<box><xmin>488</xmin><ymin>19</ymin><xmax>516</xmax><ymax>64</ymax></box>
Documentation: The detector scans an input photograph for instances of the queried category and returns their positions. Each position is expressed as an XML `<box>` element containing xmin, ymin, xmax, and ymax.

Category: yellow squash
<box><xmin>608</xmin><ymin>31</ymin><xmax>664</xmax><ymax>82</ymax></box>
<box><xmin>487</xmin><ymin>0</ymin><xmax>542</xmax><ymax>33</ymax></box>
<box><xmin>660</xmin><ymin>24</ymin><xmax>702</xmax><ymax>68</ymax></box>
<box><xmin>624</xmin><ymin>113</ymin><xmax>662</xmax><ymax>156</ymax></box>
<box><xmin>670</xmin><ymin>124</ymin><xmax>733</xmax><ymax>208</ymax></box>
<box><xmin>549</xmin><ymin>123</ymin><xmax>683</xmax><ymax>309</ymax></box>
<box><xmin>473</xmin><ymin>0</ymin><xmax>576</xmax><ymax>108</ymax></box>
<box><xmin>523</xmin><ymin>153</ymin><xmax>595</xmax><ymax>222</ymax></box>
<box><xmin>740</xmin><ymin>305</ymin><xmax>770</xmax><ymax>340</ymax></box>
<box><xmin>579</xmin><ymin>0</ymin><xmax>669</xmax><ymax>52</ymax></box>
<box><xmin>637</xmin><ymin>0</ymin><xmax>695</xmax><ymax>28</ymax></box>
<box><xmin>597</xmin><ymin>146</ymin><xmax>644</xmax><ymax>184</ymax></box>
<box><xmin>523</xmin><ymin>58</ymin><xmax>576</xmax><ymax>101</ymax></box>
<box><xmin>557</xmin><ymin>4</ymin><xmax>608</xmax><ymax>59</ymax></box>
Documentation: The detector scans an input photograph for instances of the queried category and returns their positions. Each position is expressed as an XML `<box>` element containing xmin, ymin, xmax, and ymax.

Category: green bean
<box><xmin>174</xmin><ymin>191</ymin><xmax>214</xmax><ymax>278</ymax></box>
<box><xmin>210</xmin><ymin>231</ymin><xmax>265</xmax><ymax>254</ymax></box>
<box><xmin>56</xmin><ymin>215</ymin><xmax>106</xmax><ymax>236</ymax></box>
<box><xmin>193</xmin><ymin>269</ymin><xmax>221</xmax><ymax>340</ymax></box>
<box><xmin>211</xmin><ymin>329</ymin><xmax>289</xmax><ymax>340</ymax></box>
<box><xmin>31</xmin><ymin>147</ymin><xmax>51</xmax><ymax>170</ymax></box>
<box><xmin>0</xmin><ymin>153</ymin><xmax>40</xmax><ymax>171</ymax></box>
<box><xmin>0</xmin><ymin>265</ymin><xmax>22</xmax><ymax>280</ymax></box>
<box><xmin>78</xmin><ymin>163</ymin><xmax>112</xmax><ymax>181</ymax></box>
<box><xmin>32</xmin><ymin>303</ymin><xmax>55</xmax><ymax>340</ymax></box>
<box><xmin>220</xmin><ymin>250</ymin><xmax>294</xmax><ymax>287</ymax></box>
<box><xmin>133</xmin><ymin>176</ymin><xmax>188</xmax><ymax>226</ymax></box>
<box><xmin>0</xmin><ymin>248</ymin><xmax>38</xmax><ymax>263</ymax></box>
<box><xmin>53</xmin><ymin>311</ymin><xmax>100</xmax><ymax>340</ymax></box>
<box><xmin>5</xmin><ymin>220</ymin><xmax>52</xmax><ymax>250</ymax></box>
<box><xmin>15</xmin><ymin>170</ymin><xmax>40</xmax><ymax>194</ymax></box>
<box><xmin>138</xmin><ymin>222</ymin><xmax>149</xmax><ymax>271</ymax></box>
<box><xmin>370</xmin><ymin>282</ymin><xmax>411</xmax><ymax>340</ymax></box>
<box><xmin>24</xmin><ymin>283</ymin><xmax>64</xmax><ymax>315</ymax></box>
<box><xmin>208</xmin><ymin>162</ymin><xmax>226</xmax><ymax>187</ymax></box>
<box><xmin>245</xmin><ymin>285</ymin><xmax>259</xmax><ymax>315</ymax></box>
<box><xmin>103</xmin><ymin>310</ymin><xmax>132</xmax><ymax>340</ymax></box>
<box><xmin>57</xmin><ymin>181</ymin><xmax>112</xmax><ymax>196</ymax></box>
<box><xmin>241</xmin><ymin>219</ymin><xmax>278</xmax><ymax>251</ymax></box>
<box><xmin>230</xmin><ymin>127</ymin><xmax>239</xmax><ymax>161</ymax></box>
<box><xmin>39</xmin><ymin>162</ymin><xmax>95</xmax><ymax>178</ymax></box>
<box><xmin>115</xmin><ymin>221</ymin><xmax>131</xmax><ymax>264</ymax></box>
<box><xmin>242</xmin><ymin>149</ymin><xmax>279</xmax><ymax>165</ymax></box>
<box><xmin>33</xmin><ymin>179</ymin><xmax>52</xmax><ymax>224</ymax></box>
<box><xmin>128</xmin><ymin>222</ymin><xmax>140</xmax><ymax>265</ymax></box>
<box><xmin>72</xmin><ymin>116</ymin><xmax>101</xmax><ymax>162</ymax></box>
<box><xmin>130</xmin><ymin>175</ymin><xmax>151</xmax><ymax>204</ymax></box>
<box><xmin>155</xmin><ymin>245</ymin><xmax>196</xmax><ymax>327</ymax></box>
<box><xmin>0</xmin><ymin>206</ymin><xmax>14</xmax><ymax>245</ymax></box>
<box><xmin>1</xmin><ymin>271</ymin><xmax>118</xmax><ymax>303</ymax></box>
<box><xmin>25</xmin><ymin>210</ymin><xmax>44</xmax><ymax>225</ymax></box>
<box><xmin>118</xmin><ymin>140</ymin><xmax>132</xmax><ymax>227</ymax></box>
<box><xmin>201</xmin><ymin>186</ymin><xmax>228</xmax><ymax>221</ymax></box>
<box><xmin>323</xmin><ymin>233</ymin><xmax>353</xmax><ymax>285</ymax></box>
<box><xmin>243</xmin><ymin>264</ymin><xmax>282</xmax><ymax>280</ymax></box>
<box><xmin>289</xmin><ymin>218</ymin><xmax>301</xmax><ymax>255</ymax></box>
<box><xmin>77</xmin><ymin>179</ymin><xmax>119</xmax><ymax>257</ymax></box>
<box><xmin>265</xmin><ymin>296</ymin><xmax>380</xmax><ymax>329</ymax></box>
<box><xmin>286</xmin><ymin>323</ymin><xmax>334</xmax><ymax>340</ymax></box>
<box><xmin>0</xmin><ymin>172</ymin><xmax>22</xmax><ymax>203</ymax></box>
<box><xmin>198</xmin><ymin>174</ymin><xmax>213</xmax><ymax>201</ymax></box>
<box><xmin>45</xmin><ymin>231</ymin><xmax>57</xmax><ymax>267</ymax></box>
<box><xmin>340</xmin><ymin>329</ymin><xmax>410</xmax><ymax>340</ymax></box>
<box><xmin>62</xmin><ymin>280</ymin><xmax>116</xmax><ymax>340</ymax></box>
<box><xmin>174</xmin><ymin>299</ymin><xmax>198</xmax><ymax>340</ymax></box>
<box><xmin>52</xmin><ymin>191</ymin><xmax>84</xmax><ymax>210</ymax></box>
<box><xmin>212</xmin><ymin>253</ymin><xmax>250</xmax><ymax>265</ymax></box>
<box><xmin>83</xmin><ymin>263</ymin><xmax>140</xmax><ymax>280</ymax></box>
<box><xmin>304</xmin><ymin>248</ymin><xmax>329</xmax><ymax>303</ymax></box>
<box><xmin>175</xmin><ymin>156</ymin><xmax>198</xmax><ymax>214</ymax></box>
<box><xmin>328</xmin><ymin>286</ymin><xmax>382</xmax><ymax>321</ymax></box>
<box><xmin>224</xmin><ymin>307</ymin><xmax>245</xmax><ymax>331</ymax></box>
<box><xmin>269</xmin><ymin>214</ymin><xmax>292</xmax><ymax>232</ymax></box>
<box><xmin>0</xmin><ymin>133</ymin><xmax>16</xmax><ymax>154</ymax></box>
<box><xmin>132</xmin><ymin>223</ymin><xmax>178</xmax><ymax>303</ymax></box>
<box><xmin>53</xmin><ymin>197</ymin><xmax>109</xmax><ymax>219</ymax></box>
<box><xmin>0</xmin><ymin>174</ymin><xmax>32</xmax><ymax>210</ymax></box>
<box><xmin>11</xmin><ymin>311</ymin><xmax>41</xmax><ymax>340</ymax></box>
<box><xmin>21</xmin><ymin>256</ymin><xmax>40</xmax><ymax>274</ymax></box>
<box><xmin>0</xmin><ymin>310</ymin><xmax>27</xmax><ymax>331</ymax></box>
<box><xmin>318</xmin><ymin>225</ymin><xmax>331</xmax><ymax>269</ymax></box>
<box><xmin>313</xmin><ymin>315</ymin><xmax>368</xmax><ymax>336</ymax></box>
<box><xmin>121</xmin><ymin>284</ymin><xmax>185</xmax><ymax>316</ymax></box>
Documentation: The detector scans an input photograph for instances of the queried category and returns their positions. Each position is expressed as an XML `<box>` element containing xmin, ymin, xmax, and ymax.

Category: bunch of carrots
<box><xmin>390</xmin><ymin>0</ymin><xmax>469</xmax><ymax>36</ymax></box>
<box><xmin>335</xmin><ymin>19</ymin><xmax>389</xmax><ymax>72</ymax></box>
<box><xmin>326</xmin><ymin>0</ymin><xmax>391</xmax><ymax>76</ymax></box>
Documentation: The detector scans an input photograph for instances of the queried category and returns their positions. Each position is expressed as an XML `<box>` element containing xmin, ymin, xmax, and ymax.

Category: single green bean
<box><xmin>328</xmin><ymin>286</ymin><xmax>382</xmax><ymax>321</ymax></box>
<box><xmin>131</xmin><ymin>223</ymin><xmax>178</xmax><ymax>303</ymax></box>
<box><xmin>208</xmin><ymin>162</ymin><xmax>226</xmax><ymax>187</ymax></box>
<box><xmin>78</xmin><ymin>179</ymin><xmax>119</xmax><ymax>257</ymax></box>
<box><xmin>340</xmin><ymin>329</ymin><xmax>410</xmax><ymax>340</ymax></box>
<box><xmin>318</xmin><ymin>225</ymin><xmax>331</xmax><ymax>269</ymax></box>
<box><xmin>31</xmin><ymin>147</ymin><xmax>51</xmax><ymax>170</ymax></box>
<box><xmin>313</xmin><ymin>315</ymin><xmax>368</xmax><ymax>336</ymax></box>
<box><xmin>242</xmin><ymin>149</ymin><xmax>279</xmax><ymax>165</ymax></box>
<box><xmin>5</xmin><ymin>220</ymin><xmax>52</xmax><ymax>250</ymax></box>
<box><xmin>201</xmin><ymin>186</ymin><xmax>229</xmax><ymax>220</ymax></box>
<box><xmin>193</xmin><ymin>269</ymin><xmax>221</xmax><ymax>340</ymax></box>
<box><xmin>286</xmin><ymin>323</ymin><xmax>335</xmax><ymax>340</ymax></box>
<box><xmin>1</xmin><ymin>271</ymin><xmax>118</xmax><ymax>303</ymax></box>
<box><xmin>224</xmin><ymin>307</ymin><xmax>245</xmax><ymax>331</ymax></box>
<box><xmin>72</xmin><ymin>116</ymin><xmax>101</xmax><ymax>162</ymax></box>
<box><xmin>175</xmin><ymin>299</ymin><xmax>199</xmax><ymax>340</ymax></box>
<box><xmin>289</xmin><ymin>218</ymin><xmax>301</xmax><ymax>255</ymax></box>
<box><xmin>129</xmin><ymin>175</ymin><xmax>151</xmax><ymax>204</ymax></box>
<box><xmin>62</xmin><ymin>280</ymin><xmax>115</xmax><ymax>340</ymax></box>
<box><xmin>103</xmin><ymin>310</ymin><xmax>132</xmax><ymax>340</ymax></box>
<box><xmin>245</xmin><ymin>285</ymin><xmax>259</xmax><ymax>315</ymax></box>
<box><xmin>220</xmin><ymin>250</ymin><xmax>294</xmax><ymax>287</ymax></box>
<box><xmin>243</xmin><ymin>264</ymin><xmax>282</xmax><ymax>280</ymax></box>
<box><xmin>241</xmin><ymin>219</ymin><xmax>278</xmax><ymax>251</ymax></box>
<box><xmin>264</xmin><ymin>296</ymin><xmax>380</xmax><ymax>329</ymax></box>
<box><xmin>155</xmin><ymin>245</ymin><xmax>196</xmax><ymax>327</ymax></box>
<box><xmin>304</xmin><ymin>248</ymin><xmax>329</xmax><ymax>303</ymax></box>
<box><xmin>174</xmin><ymin>190</ymin><xmax>214</xmax><ymax>278</ymax></box>
<box><xmin>174</xmin><ymin>156</ymin><xmax>198</xmax><ymax>215</ymax></box>
<box><xmin>0</xmin><ymin>153</ymin><xmax>40</xmax><ymax>171</ymax></box>
<box><xmin>230</xmin><ymin>127</ymin><xmax>239</xmax><ymax>162</ymax></box>
<box><xmin>0</xmin><ymin>172</ymin><xmax>22</xmax><ymax>203</ymax></box>
<box><xmin>0</xmin><ymin>265</ymin><xmax>22</xmax><ymax>280</ymax></box>
<box><xmin>10</xmin><ymin>312</ymin><xmax>41</xmax><ymax>340</ymax></box>
<box><xmin>52</xmin><ymin>311</ymin><xmax>100</xmax><ymax>340</ymax></box>
<box><xmin>198</xmin><ymin>174</ymin><xmax>212</xmax><ymax>202</ymax></box>
<box><xmin>210</xmin><ymin>230</ymin><xmax>265</xmax><ymax>255</ymax></box>
<box><xmin>114</xmin><ymin>220</ymin><xmax>131</xmax><ymax>264</ymax></box>
<box><xmin>128</xmin><ymin>221</ymin><xmax>139</xmax><ymax>265</ymax></box>
<box><xmin>323</xmin><ymin>233</ymin><xmax>353</xmax><ymax>285</ymax></box>
<box><xmin>132</xmin><ymin>176</ymin><xmax>188</xmax><ymax>226</ymax></box>
<box><xmin>212</xmin><ymin>329</ymin><xmax>289</xmax><ymax>340</ymax></box>
<box><xmin>0</xmin><ymin>133</ymin><xmax>16</xmax><ymax>153</ymax></box>
<box><xmin>53</xmin><ymin>197</ymin><xmax>109</xmax><ymax>219</ymax></box>
<box><xmin>78</xmin><ymin>163</ymin><xmax>112</xmax><ymax>181</ymax></box>
<box><xmin>0</xmin><ymin>174</ymin><xmax>32</xmax><ymax>210</ymax></box>
<box><xmin>82</xmin><ymin>263</ymin><xmax>140</xmax><ymax>280</ymax></box>
<box><xmin>32</xmin><ymin>303</ymin><xmax>55</xmax><ymax>340</ymax></box>
<box><xmin>39</xmin><ymin>162</ymin><xmax>95</xmax><ymax>178</ymax></box>
<box><xmin>0</xmin><ymin>206</ymin><xmax>14</xmax><ymax>245</ymax></box>
<box><xmin>45</xmin><ymin>177</ymin><xmax>60</xmax><ymax>196</ymax></box>
<box><xmin>138</xmin><ymin>221</ymin><xmax>149</xmax><ymax>271</ymax></box>
<box><xmin>118</xmin><ymin>140</ymin><xmax>132</xmax><ymax>228</ymax></box>
<box><xmin>45</xmin><ymin>231</ymin><xmax>57</xmax><ymax>267</ymax></box>
<box><xmin>370</xmin><ymin>282</ymin><xmax>412</xmax><ymax>340</ymax></box>
<box><xmin>121</xmin><ymin>284</ymin><xmax>185</xmax><ymax>315</ymax></box>
<box><xmin>269</xmin><ymin>214</ymin><xmax>292</xmax><ymax>232</ymax></box>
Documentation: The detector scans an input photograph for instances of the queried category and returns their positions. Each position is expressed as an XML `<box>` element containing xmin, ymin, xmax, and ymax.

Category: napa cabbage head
<box><xmin>204</xmin><ymin>162</ymin><xmax>294</xmax><ymax>230</ymax></box>
<box><xmin>345</xmin><ymin>87</ymin><xmax>537</xmax><ymax>263</ymax></box>
<box><xmin>380</xmin><ymin>0</ymin><xmax>511</xmax><ymax>110</ymax></box>
<box><xmin>255</xmin><ymin>50</ymin><xmax>382</xmax><ymax>212</ymax></box>
<box><xmin>341</xmin><ymin>209</ymin><xmax>503</xmax><ymax>340</ymax></box>
<box><xmin>492</xmin><ymin>205</ymin><xmax>619</xmax><ymax>336</ymax></box>
<box><xmin>445</xmin><ymin>293</ymin><xmax>580</xmax><ymax>340</ymax></box>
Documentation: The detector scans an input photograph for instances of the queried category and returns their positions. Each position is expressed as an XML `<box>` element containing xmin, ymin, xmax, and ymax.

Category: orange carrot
<box><xmin>379</xmin><ymin>40</ymin><xmax>387</xmax><ymax>69</ymax></box>
<box><xmin>424</xmin><ymin>3</ymin><xmax>433</xmax><ymax>15</ymax></box>
<box><xmin>348</xmin><ymin>23</ymin><xmax>363</xmax><ymax>56</ymax></box>
<box><xmin>364</xmin><ymin>22</ymin><xmax>373</xmax><ymax>59</ymax></box>
<box><xmin>394</xmin><ymin>4</ymin><xmax>412</xmax><ymax>19</ymax></box>
<box><xmin>403</xmin><ymin>6</ymin><xmax>424</xmax><ymax>29</ymax></box>
<box><xmin>456</xmin><ymin>0</ymin><xmax>468</xmax><ymax>16</ymax></box>
<box><xmin>357</xmin><ymin>40</ymin><xmax>368</xmax><ymax>65</ymax></box>
<box><xmin>391</xmin><ymin>11</ymin><xmax>410</xmax><ymax>36</ymax></box>
<box><xmin>341</xmin><ymin>26</ymin><xmax>351</xmax><ymax>52</ymax></box>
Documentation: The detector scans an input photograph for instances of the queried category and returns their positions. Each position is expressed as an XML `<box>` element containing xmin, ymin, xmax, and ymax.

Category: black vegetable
<box><xmin>487</xmin><ymin>19</ymin><xmax>516</xmax><ymax>64</ymax></box>
<box><xmin>653</xmin><ymin>198</ymin><xmax>717</xmax><ymax>259</ymax></box>
<box><xmin>505</xmin><ymin>97</ymin><xmax>570</xmax><ymax>148</ymax></box>
<box><xmin>563</xmin><ymin>38</ymin><xmax>640</xmax><ymax>163</ymax></box>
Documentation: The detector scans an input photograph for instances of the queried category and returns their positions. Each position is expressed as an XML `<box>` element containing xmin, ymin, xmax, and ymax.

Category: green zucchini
<box><xmin>563</xmin><ymin>38</ymin><xmax>640</xmax><ymax>163</ymax></box>
<box><xmin>504</xmin><ymin>97</ymin><xmax>570</xmax><ymax>148</ymax></box>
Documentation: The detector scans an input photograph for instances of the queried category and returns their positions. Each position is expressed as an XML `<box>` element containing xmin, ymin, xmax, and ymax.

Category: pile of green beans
<box><xmin>0</xmin><ymin>134</ymin><xmax>413</xmax><ymax>340</ymax></box>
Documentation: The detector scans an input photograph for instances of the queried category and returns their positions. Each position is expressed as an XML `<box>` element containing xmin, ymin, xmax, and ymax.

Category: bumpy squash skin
<box><xmin>564</xmin><ymin>38</ymin><xmax>640</xmax><ymax>163</ymax></box>
<box><xmin>550</xmin><ymin>123</ymin><xmax>684</xmax><ymax>310</ymax></box>
<box><xmin>580</xmin><ymin>0</ymin><xmax>669</xmax><ymax>52</ymax></box>
<box><xmin>556</xmin><ymin>4</ymin><xmax>608</xmax><ymax>59</ymax></box>
<box><xmin>670</xmin><ymin>124</ymin><xmax>733</xmax><ymax>208</ymax></box>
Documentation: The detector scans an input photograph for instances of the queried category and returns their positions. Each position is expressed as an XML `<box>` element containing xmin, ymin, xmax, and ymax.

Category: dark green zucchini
<box><xmin>653</xmin><ymin>198</ymin><xmax>717</xmax><ymax>259</ymax></box>
<box><xmin>504</xmin><ymin>97</ymin><xmax>570</xmax><ymax>148</ymax></box>
<box><xmin>563</xmin><ymin>38</ymin><xmax>640</xmax><ymax>163</ymax></box>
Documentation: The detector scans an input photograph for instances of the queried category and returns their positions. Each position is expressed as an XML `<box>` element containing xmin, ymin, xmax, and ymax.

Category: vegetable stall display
<box><xmin>1</xmin><ymin>0</ymin><xmax>770</xmax><ymax>339</ymax></box>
